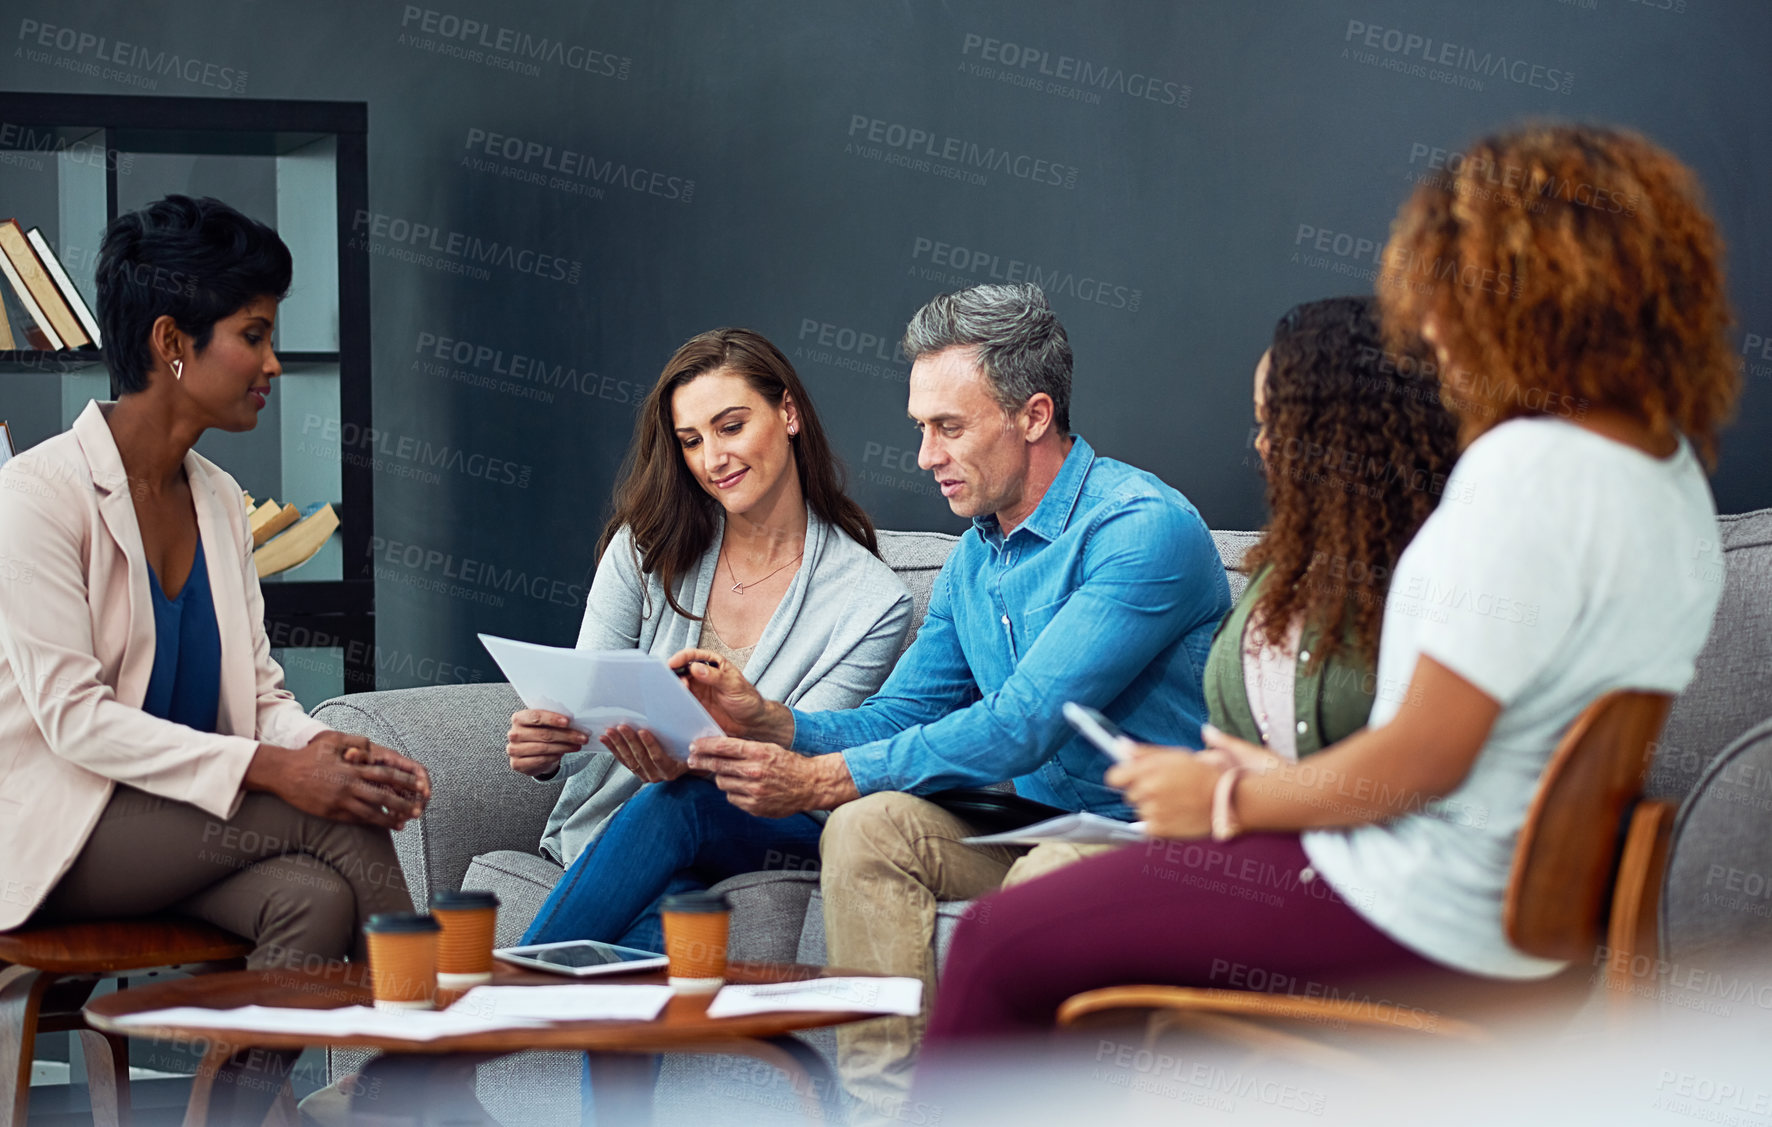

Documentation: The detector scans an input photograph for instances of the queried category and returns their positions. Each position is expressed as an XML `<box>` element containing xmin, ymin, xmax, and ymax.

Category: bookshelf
<box><xmin>0</xmin><ymin>94</ymin><xmax>375</xmax><ymax>702</ymax></box>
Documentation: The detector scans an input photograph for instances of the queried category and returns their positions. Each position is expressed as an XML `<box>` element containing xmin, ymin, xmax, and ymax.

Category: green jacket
<box><xmin>1203</xmin><ymin>566</ymin><xmax>1376</xmax><ymax>758</ymax></box>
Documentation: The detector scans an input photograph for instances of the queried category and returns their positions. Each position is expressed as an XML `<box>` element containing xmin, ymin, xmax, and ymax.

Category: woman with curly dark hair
<box><xmin>987</xmin><ymin>295</ymin><xmax>1459</xmax><ymax>890</ymax></box>
<box><xmin>1216</xmin><ymin>295</ymin><xmax>1459</xmax><ymax>761</ymax></box>
<box><xmin>913</xmin><ymin>122</ymin><xmax>1739</xmax><ymax>1053</ymax></box>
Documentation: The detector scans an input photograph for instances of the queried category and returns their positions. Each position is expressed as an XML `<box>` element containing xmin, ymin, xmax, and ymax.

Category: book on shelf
<box><xmin>0</xmin><ymin>220</ymin><xmax>87</xmax><ymax>349</ymax></box>
<box><xmin>0</xmin><ymin>245</ymin><xmax>63</xmax><ymax>349</ymax></box>
<box><xmin>0</xmin><ymin>292</ymin><xmax>13</xmax><ymax>349</ymax></box>
<box><xmin>0</xmin><ymin>420</ymin><xmax>13</xmax><ymax>471</ymax></box>
<box><xmin>248</xmin><ymin>497</ymin><xmax>300</xmax><ymax>546</ymax></box>
<box><xmin>254</xmin><ymin>502</ymin><xmax>338</xmax><ymax>578</ymax></box>
<box><xmin>25</xmin><ymin>228</ymin><xmax>101</xmax><ymax>347</ymax></box>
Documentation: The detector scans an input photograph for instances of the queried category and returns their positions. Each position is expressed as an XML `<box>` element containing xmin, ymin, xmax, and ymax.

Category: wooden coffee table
<box><xmin>85</xmin><ymin>960</ymin><xmax>877</xmax><ymax>1125</ymax></box>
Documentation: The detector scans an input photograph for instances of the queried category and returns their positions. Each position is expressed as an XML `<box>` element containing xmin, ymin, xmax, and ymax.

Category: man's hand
<box><xmin>687</xmin><ymin>737</ymin><xmax>859</xmax><ymax>817</ymax></box>
<box><xmin>507</xmin><ymin>709</ymin><xmax>588</xmax><ymax>778</ymax></box>
<box><xmin>601</xmin><ymin>724</ymin><xmax>689</xmax><ymax>784</ymax></box>
<box><xmin>669</xmin><ymin>649</ymin><xmax>796</xmax><ymax>745</ymax></box>
<box><xmin>1105</xmin><ymin>745</ymin><xmax>1221</xmax><ymax>839</ymax></box>
<box><xmin>245</xmin><ymin>731</ymin><xmax>427</xmax><ymax>830</ymax></box>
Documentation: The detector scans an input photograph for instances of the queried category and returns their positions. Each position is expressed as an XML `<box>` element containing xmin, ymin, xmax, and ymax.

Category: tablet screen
<box><xmin>499</xmin><ymin>941</ymin><xmax>664</xmax><ymax>969</ymax></box>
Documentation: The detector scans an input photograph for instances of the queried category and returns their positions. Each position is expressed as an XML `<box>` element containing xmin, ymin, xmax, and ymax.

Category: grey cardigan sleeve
<box><xmin>789</xmin><ymin>590</ymin><xmax>914</xmax><ymax>715</ymax></box>
<box><xmin>543</xmin><ymin>527</ymin><xmax>648</xmax><ymax>783</ymax></box>
<box><xmin>575</xmin><ymin>526</ymin><xmax>648</xmax><ymax>651</ymax></box>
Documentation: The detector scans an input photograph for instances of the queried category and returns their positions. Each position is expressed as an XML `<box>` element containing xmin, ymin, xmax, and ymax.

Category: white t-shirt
<box><xmin>1303</xmin><ymin>417</ymin><xmax>1724</xmax><ymax>978</ymax></box>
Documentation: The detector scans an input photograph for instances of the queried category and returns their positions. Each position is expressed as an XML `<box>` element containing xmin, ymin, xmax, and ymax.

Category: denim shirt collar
<box><xmin>972</xmin><ymin>434</ymin><xmax>1096</xmax><ymax>547</ymax></box>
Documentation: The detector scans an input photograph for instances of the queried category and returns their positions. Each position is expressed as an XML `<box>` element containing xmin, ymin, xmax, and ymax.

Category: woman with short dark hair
<box><xmin>0</xmin><ymin>194</ymin><xmax>431</xmax><ymax>1120</ymax></box>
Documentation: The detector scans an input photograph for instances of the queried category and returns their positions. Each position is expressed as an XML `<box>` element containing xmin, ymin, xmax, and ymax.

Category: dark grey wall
<box><xmin>5</xmin><ymin>0</ymin><xmax>1769</xmax><ymax>691</ymax></box>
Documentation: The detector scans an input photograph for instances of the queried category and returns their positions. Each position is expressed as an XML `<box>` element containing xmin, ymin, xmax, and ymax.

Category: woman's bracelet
<box><xmin>1210</xmin><ymin>765</ymin><xmax>1246</xmax><ymax>842</ymax></box>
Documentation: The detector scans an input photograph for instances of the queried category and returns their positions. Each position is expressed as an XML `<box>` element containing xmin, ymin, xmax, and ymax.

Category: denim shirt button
<box><xmin>1000</xmin><ymin>614</ymin><xmax>1010</xmax><ymax>627</ymax></box>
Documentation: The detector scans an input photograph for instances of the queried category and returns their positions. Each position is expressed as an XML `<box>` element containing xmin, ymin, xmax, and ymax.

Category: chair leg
<box><xmin>182</xmin><ymin>1043</ymin><xmax>232</xmax><ymax>1127</ymax></box>
<box><xmin>77</xmin><ymin>1025</ymin><xmax>132</xmax><ymax>1127</ymax></box>
<box><xmin>1</xmin><ymin>964</ymin><xmax>57</xmax><ymax>1127</ymax></box>
<box><xmin>262</xmin><ymin>1079</ymin><xmax>299</xmax><ymax>1127</ymax></box>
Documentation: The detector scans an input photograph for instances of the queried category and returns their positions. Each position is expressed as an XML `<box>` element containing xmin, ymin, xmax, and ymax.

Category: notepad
<box><xmin>962</xmin><ymin>812</ymin><xmax>1149</xmax><ymax>847</ymax></box>
<box><xmin>705</xmin><ymin>977</ymin><xmax>923</xmax><ymax>1019</ymax></box>
<box><xmin>478</xmin><ymin>634</ymin><xmax>724</xmax><ymax>759</ymax></box>
<box><xmin>448</xmin><ymin>983</ymin><xmax>673</xmax><ymax>1022</ymax></box>
<box><xmin>110</xmin><ymin>1005</ymin><xmax>548</xmax><ymax>1041</ymax></box>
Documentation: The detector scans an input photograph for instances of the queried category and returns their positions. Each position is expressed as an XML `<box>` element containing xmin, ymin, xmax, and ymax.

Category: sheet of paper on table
<box><xmin>961</xmin><ymin>812</ymin><xmax>1148</xmax><ymax>847</ymax></box>
<box><xmin>705</xmin><ymin>977</ymin><xmax>923</xmax><ymax>1019</ymax></box>
<box><xmin>478</xmin><ymin>634</ymin><xmax>722</xmax><ymax>759</ymax></box>
<box><xmin>448</xmin><ymin>983</ymin><xmax>673</xmax><ymax>1022</ymax></box>
<box><xmin>109</xmin><ymin>1005</ymin><xmax>549</xmax><ymax>1041</ymax></box>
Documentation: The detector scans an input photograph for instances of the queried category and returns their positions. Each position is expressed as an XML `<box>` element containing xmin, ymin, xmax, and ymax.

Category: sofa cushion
<box><xmin>314</xmin><ymin>682</ymin><xmax>545</xmax><ymax>908</ymax></box>
<box><xmin>1211</xmin><ymin>529</ymin><xmax>1260</xmax><ymax>602</ymax></box>
<box><xmin>876</xmin><ymin>529</ymin><xmax>961</xmax><ymax>650</ymax></box>
<box><xmin>463</xmin><ymin>849</ymin><xmax>567</xmax><ymax>947</ymax></box>
<box><xmin>1651</xmin><ymin>508</ymin><xmax>1772</xmax><ymax>801</ymax></box>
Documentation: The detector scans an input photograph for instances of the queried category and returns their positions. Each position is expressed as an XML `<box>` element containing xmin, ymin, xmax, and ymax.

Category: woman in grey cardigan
<box><xmin>507</xmin><ymin>327</ymin><xmax>911</xmax><ymax>950</ymax></box>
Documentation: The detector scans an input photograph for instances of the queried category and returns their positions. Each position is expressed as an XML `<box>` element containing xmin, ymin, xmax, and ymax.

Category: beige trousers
<box><xmin>818</xmin><ymin>792</ymin><xmax>1112</xmax><ymax>1124</ymax></box>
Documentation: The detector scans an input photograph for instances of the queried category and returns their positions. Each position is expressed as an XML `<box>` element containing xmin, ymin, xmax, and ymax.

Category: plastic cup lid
<box><xmin>430</xmin><ymin>889</ymin><xmax>500</xmax><ymax>910</ymax></box>
<box><xmin>660</xmin><ymin>891</ymin><xmax>732</xmax><ymax>914</ymax></box>
<box><xmin>364</xmin><ymin>912</ymin><xmax>441</xmax><ymax>934</ymax></box>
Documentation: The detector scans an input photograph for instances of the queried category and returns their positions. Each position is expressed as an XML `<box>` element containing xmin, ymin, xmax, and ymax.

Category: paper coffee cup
<box><xmin>364</xmin><ymin>913</ymin><xmax>441</xmax><ymax>1010</ymax></box>
<box><xmin>431</xmin><ymin>889</ymin><xmax>500</xmax><ymax>989</ymax></box>
<box><xmin>661</xmin><ymin>890</ymin><xmax>731</xmax><ymax>992</ymax></box>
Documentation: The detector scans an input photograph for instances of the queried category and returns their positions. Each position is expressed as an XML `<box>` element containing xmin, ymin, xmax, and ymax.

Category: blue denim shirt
<box><xmin>791</xmin><ymin>436</ymin><xmax>1230</xmax><ymax>819</ymax></box>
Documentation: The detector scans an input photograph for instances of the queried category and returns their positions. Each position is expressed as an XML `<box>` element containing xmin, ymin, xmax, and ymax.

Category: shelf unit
<box><xmin>0</xmin><ymin>94</ymin><xmax>375</xmax><ymax>699</ymax></box>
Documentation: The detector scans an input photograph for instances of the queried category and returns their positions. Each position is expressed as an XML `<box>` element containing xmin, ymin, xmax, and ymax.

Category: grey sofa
<box><xmin>313</xmin><ymin>515</ymin><xmax>1772</xmax><ymax>1125</ymax></box>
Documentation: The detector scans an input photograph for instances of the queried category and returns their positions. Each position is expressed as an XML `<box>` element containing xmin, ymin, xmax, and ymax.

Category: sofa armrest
<box><xmin>313</xmin><ymin>682</ymin><xmax>556</xmax><ymax>907</ymax></box>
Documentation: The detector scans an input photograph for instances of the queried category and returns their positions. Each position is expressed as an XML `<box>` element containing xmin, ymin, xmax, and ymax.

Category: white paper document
<box><xmin>705</xmin><ymin>977</ymin><xmax>923</xmax><ymax>1019</ymax></box>
<box><xmin>448</xmin><ymin>984</ymin><xmax>673</xmax><ymax>1022</ymax></box>
<box><xmin>110</xmin><ymin>1005</ymin><xmax>547</xmax><ymax>1041</ymax></box>
<box><xmin>478</xmin><ymin>634</ymin><xmax>722</xmax><ymax>758</ymax></box>
<box><xmin>961</xmin><ymin>812</ymin><xmax>1149</xmax><ymax>847</ymax></box>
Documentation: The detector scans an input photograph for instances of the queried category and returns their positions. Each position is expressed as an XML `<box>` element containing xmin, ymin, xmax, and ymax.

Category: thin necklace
<box><xmin>725</xmin><ymin>548</ymin><xmax>802</xmax><ymax>594</ymax></box>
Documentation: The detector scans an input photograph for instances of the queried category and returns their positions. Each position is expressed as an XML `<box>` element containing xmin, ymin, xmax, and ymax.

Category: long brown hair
<box><xmin>1240</xmin><ymin>297</ymin><xmax>1459</xmax><ymax>664</ymax></box>
<box><xmin>598</xmin><ymin>328</ymin><xmax>879</xmax><ymax>619</ymax></box>
<box><xmin>1377</xmin><ymin>122</ymin><xmax>1739</xmax><ymax>466</ymax></box>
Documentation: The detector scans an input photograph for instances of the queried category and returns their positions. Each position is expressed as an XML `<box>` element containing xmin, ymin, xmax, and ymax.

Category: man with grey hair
<box><xmin>683</xmin><ymin>283</ymin><xmax>1229</xmax><ymax>1120</ymax></box>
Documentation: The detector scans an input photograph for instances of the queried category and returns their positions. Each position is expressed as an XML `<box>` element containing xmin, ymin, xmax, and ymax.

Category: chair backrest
<box><xmin>1505</xmin><ymin>690</ymin><xmax>1675</xmax><ymax>961</ymax></box>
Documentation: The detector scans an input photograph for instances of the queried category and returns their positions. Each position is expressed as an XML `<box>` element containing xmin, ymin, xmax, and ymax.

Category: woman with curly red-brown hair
<box><xmin>912</xmin><ymin>123</ymin><xmax>1740</xmax><ymax>1059</ymax></box>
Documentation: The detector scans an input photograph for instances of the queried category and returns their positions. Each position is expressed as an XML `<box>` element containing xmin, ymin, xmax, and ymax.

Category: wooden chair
<box><xmin>1057</xmin><ymin>690</ymin><xmax>1677</xmax><ymax>1055</ymax></box>
<box><xmin>0</xmin><ymin>916</ymin><xmax>253</xmax><ymax>1127</ymax></box>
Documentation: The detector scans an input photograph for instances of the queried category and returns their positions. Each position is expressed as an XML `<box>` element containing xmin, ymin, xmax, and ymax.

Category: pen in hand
<box><xmin>674</xmin><ymin>657</ymin><xmax>722</xmax><ymax>679</ymax></box>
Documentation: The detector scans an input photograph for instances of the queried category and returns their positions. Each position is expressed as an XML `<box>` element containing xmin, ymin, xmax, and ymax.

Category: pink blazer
<box><xmin>0</xmin><ymin>400</ymin><xmax>327</xmax><ymax>930</ymax></box>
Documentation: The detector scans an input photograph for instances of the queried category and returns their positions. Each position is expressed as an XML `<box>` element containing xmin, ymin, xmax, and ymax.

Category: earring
<box><xmin>788</xmin><ymin>423</ymin><xmax>798</xmax><ymax>435</ymax></box>
<box><xmin>172</xmin><ymin>359</ymin><xmax>184</xmax><ymax>381</ymax></box>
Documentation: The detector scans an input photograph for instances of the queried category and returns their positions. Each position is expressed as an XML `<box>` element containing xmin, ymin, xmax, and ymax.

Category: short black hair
<box><xmin>96</xmin><ymin>194</ymin><xmax>292</xmax><ymax>396</ymax></box>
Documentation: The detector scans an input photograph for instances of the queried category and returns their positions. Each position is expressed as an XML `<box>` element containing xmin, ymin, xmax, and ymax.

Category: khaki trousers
<box><xmin>818</xmin><ymin>792</ymin><xmax>1112</xmax><ymax>1125</ymax></box>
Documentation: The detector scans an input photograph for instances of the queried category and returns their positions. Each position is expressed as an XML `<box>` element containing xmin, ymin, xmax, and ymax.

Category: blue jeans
<box><xmin>520</xmin><ymin>776</ymin><xmax>825</xmax><ymax>953</ymax></box>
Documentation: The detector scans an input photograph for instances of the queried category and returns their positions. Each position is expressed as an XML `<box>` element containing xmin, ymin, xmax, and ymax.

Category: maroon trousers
<box><xmin>922</xmin><ymin>833</ymin><xmax>1464</xmax><ymax>1044</ymax></box>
